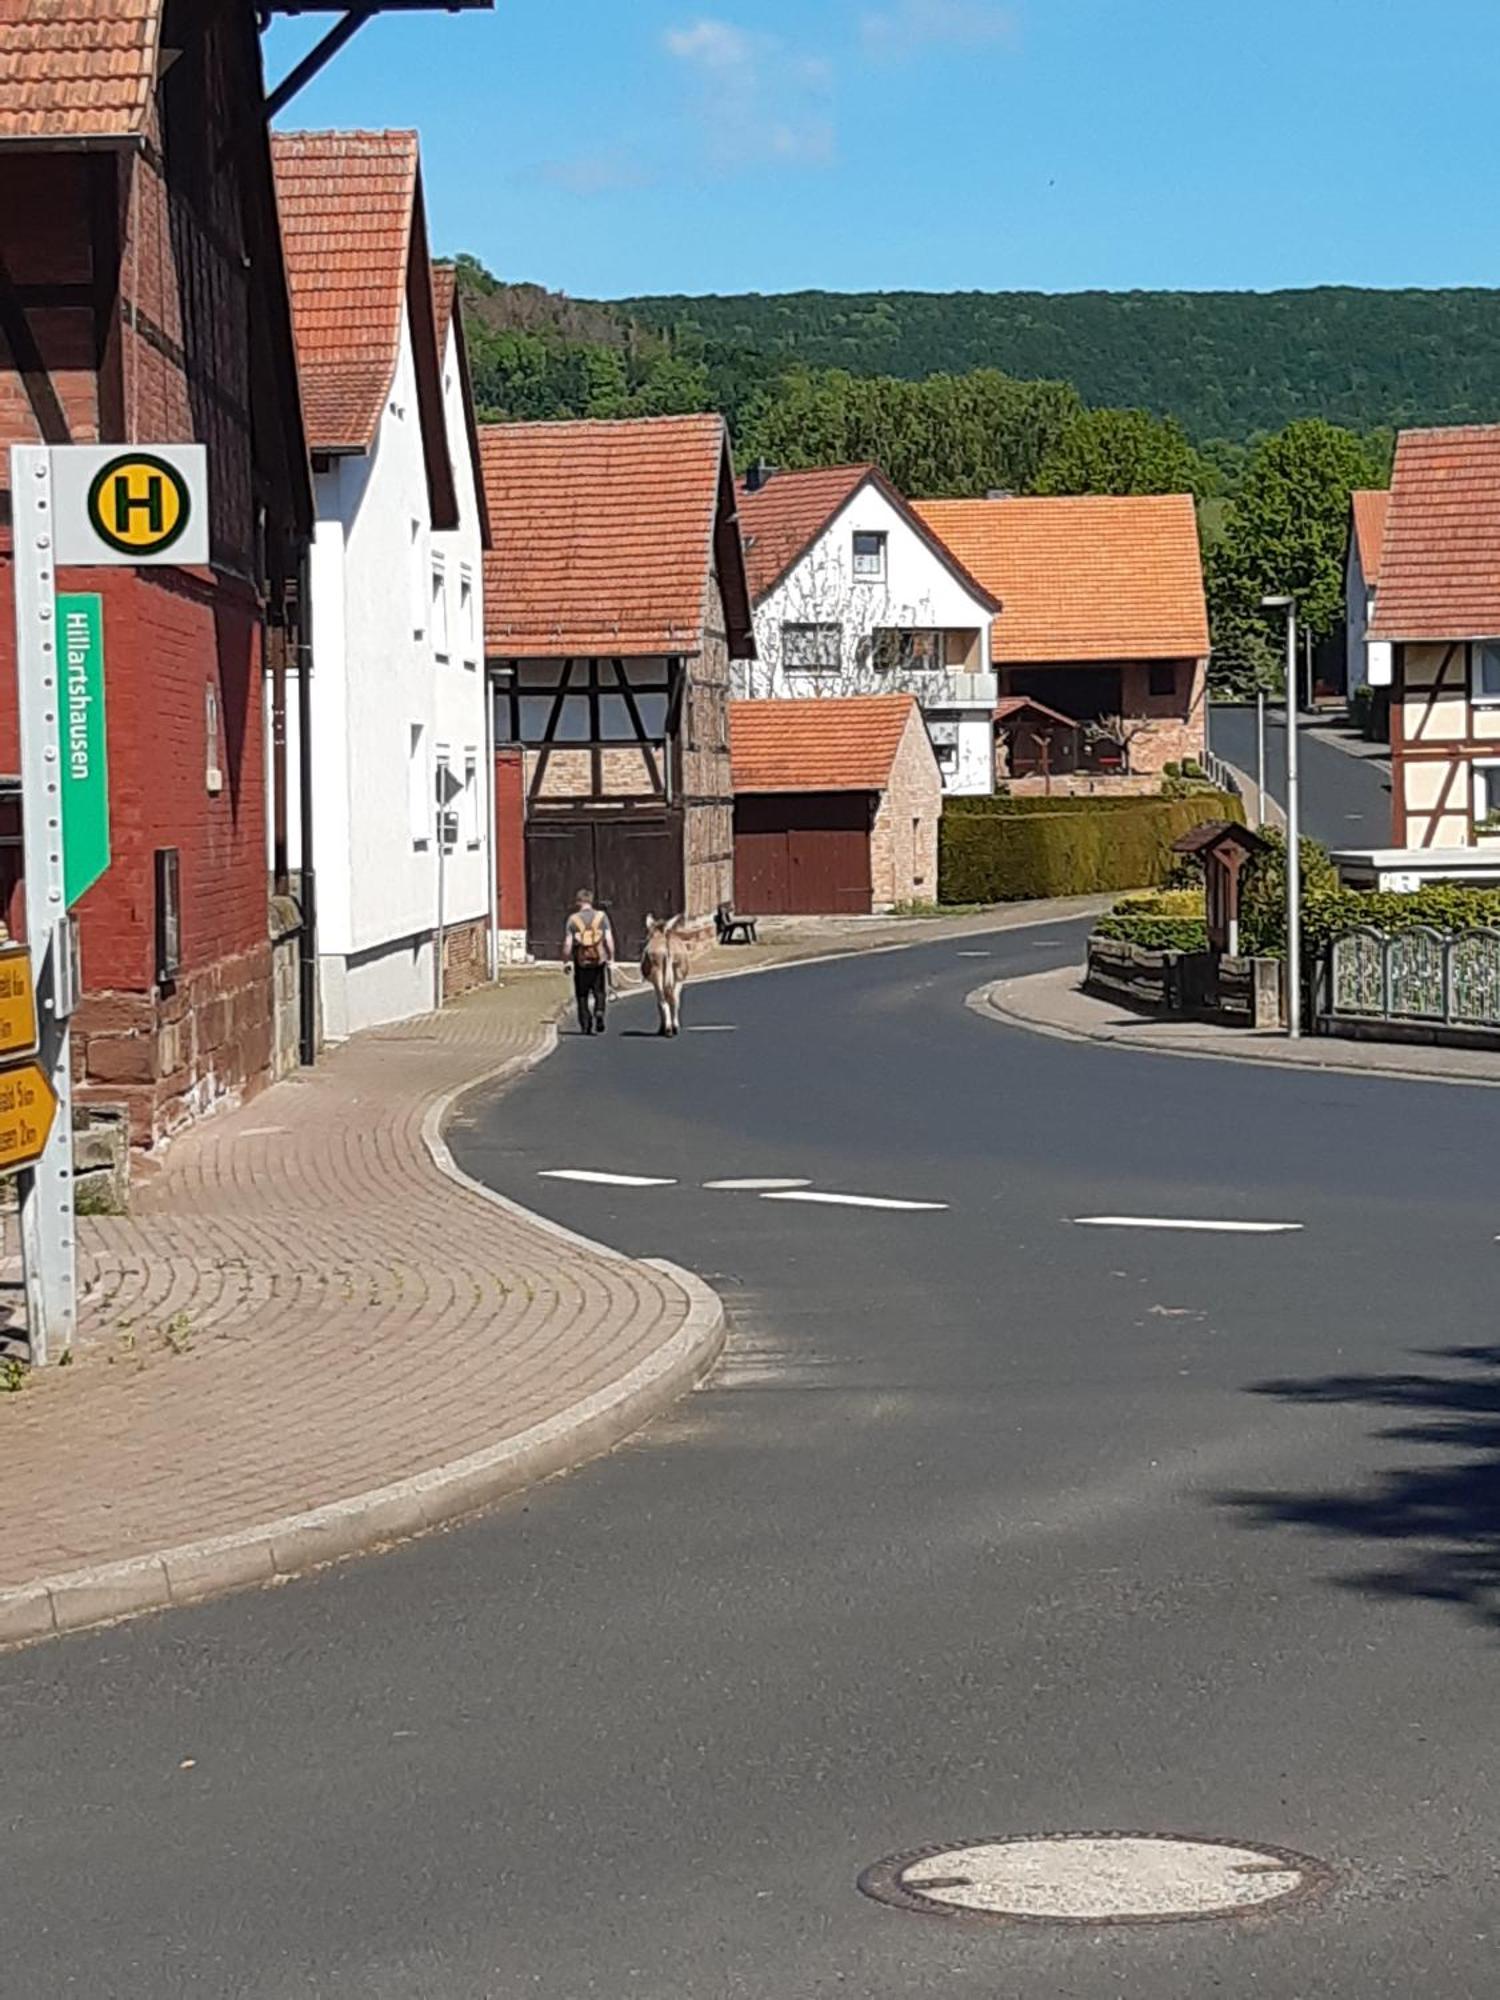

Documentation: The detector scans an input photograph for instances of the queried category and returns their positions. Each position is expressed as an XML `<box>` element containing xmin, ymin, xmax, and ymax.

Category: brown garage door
<box><xmin>734</xmin><ymin>792</ymin><xmax>874</xmax><ymax>915</ymax></box>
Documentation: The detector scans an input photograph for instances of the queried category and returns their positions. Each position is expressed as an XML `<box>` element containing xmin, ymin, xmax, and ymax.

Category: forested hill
<box><xmin>613</xmin><ymin>287</ymin><xmax>1500</xmax><ymax>442</ymax></box>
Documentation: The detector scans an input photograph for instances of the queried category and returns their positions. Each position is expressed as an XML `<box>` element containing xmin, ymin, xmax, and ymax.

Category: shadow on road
<box><xmin>1222</xmin><ymin>1345</ymin><xmax>1500</xmax><ymax>1626</ymax></box>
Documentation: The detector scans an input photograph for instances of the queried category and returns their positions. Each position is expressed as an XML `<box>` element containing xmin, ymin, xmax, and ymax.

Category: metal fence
<box><xmin>1325</xmin><ymin>925</ymin><xmax>1500</xmax><ymax>1031</ymax></box>
<box><xmin>1200</xmin><ymin>749</ymin><xmax>1242</xmax><ymax>801</ymax></box>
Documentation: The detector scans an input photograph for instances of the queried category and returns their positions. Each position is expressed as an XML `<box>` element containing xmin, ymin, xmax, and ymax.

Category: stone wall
<box><xmin>869</xmin><ymin>707</ymin><xmax>943</xmax><ymax>909</ymax></box>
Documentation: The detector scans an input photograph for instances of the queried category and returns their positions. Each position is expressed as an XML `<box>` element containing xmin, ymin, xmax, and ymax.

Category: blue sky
<box><xmin>266</xmin><ymin>2</ymin><xmax>1500</xmax><ymax>299</ymax></box>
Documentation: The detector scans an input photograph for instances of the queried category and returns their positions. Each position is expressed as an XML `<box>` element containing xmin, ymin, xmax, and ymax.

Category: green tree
<box><xmin>1207</xmin><ymin>419</ymin><xmax>1386</xmax><ymax>695</ymax></box>
<box><xmin>1032</xmin><ymin>406</ymin><xmax>1211</xmax><ymax>497</ymax></box>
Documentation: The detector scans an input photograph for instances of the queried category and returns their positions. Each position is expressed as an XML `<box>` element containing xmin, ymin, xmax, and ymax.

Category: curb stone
<box><xmin>0</xmin><ymin>1008</ymin><xmax>724</xmax><ymax>1651</ymax></box>
<box><xmin>971</xmin><ymin>972</ymin><xmax>1500</xmax><ymax>1093</ymax></box>
<box><xmin>0</xmin><ymin>902</ymin><xmax>1102</xmax><ymax>1651</ymax></box>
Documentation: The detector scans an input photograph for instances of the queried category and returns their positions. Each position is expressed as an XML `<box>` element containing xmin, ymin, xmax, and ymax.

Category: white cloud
<box><xmin>537</xmin><ymin>149</ymin><xmax>653</xmax><ymax>197</ymax></box>
<box><xmin>861</xmin><ymin>0</ymin><xmax>1015</xmax><ymax>56</ymax></box>
<box><xmin>664</xmin><ymin>17</ymin><xmax>836</xmax><ymax>170</ymax></box>
<box><xmin>664</xmin><ymin>18</ymin><xmax>755</xmax><ymax>71</ymax></box>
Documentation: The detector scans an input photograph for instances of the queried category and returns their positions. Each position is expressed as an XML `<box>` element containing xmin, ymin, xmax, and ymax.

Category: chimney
<box><xmin>746</xmin><ymin>459</ymin><xmax>776</xmax><ymax>493</ymax></box>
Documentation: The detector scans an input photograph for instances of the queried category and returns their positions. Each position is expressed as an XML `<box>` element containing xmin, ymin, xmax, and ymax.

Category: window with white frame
<box><xmin>463</xmin><ymin>750</ymin><xmax>480</xmax><ymax>847</ymax></box>
<box><xmin>431</xmin><ymin>558</ymin><xmax>449</xmax><ymax>660</ymax></box>
<box><xmin>1475</xmin><ymin>761</ymin><xmax>1500</xmax><ymax>830</ymax></box>
<box><xmin>1474</xmin><ymin>641</ymin><xmax>1500</xmax><ymax>703</ymax></box>
<box><xmin>435</xmin><ymin>747</ymin><xmax>455</xmax><ymax>850</ymax></box>
<box><xmin>408</xmin><ymin>722</ymin><xmax>430</xmax><ymax>845</ymax></box>
<box><xmin>410</xmin><ymin>520</ymin><xmax>425</xmax><ymax>637</ymax></box>
<box><xmin>459</xmin><ymin>566</ymin><xmax>476</xmax><ymax>664</ymax></box>
<box><xmin>852</xmin><ymin>530</ymin><xmax>887</xmax><ymax>582</ymax></box>
<box><xmin>781</xmin><ymin>622</ymin><xmax>842</xmax><ymax>672</ymax></box>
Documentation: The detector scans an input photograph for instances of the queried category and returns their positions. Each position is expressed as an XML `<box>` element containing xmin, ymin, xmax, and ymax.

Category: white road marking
<box><xmin>704</xmin><ymin>1176</ymin><xmax>811</xmax><ymax>1190</ymax></box>
<box><xmin>687</xmin><ymin>1024</ymin><xmax>738</xmax><ymax>1032</ymax></box>
<box><xmin>1074</xmin><ymin>1215</ymin><xmax>1302</xmax><ymax>1234</ymax></box>
<box><xmin>539</xmin><ymin>1169</ymin><xmax>677</xmax><ymax>1187</ymax></box>
<box><xmin>956</xmin><ymin>950</ymin><xmax>992</xmax><ymax>957</ymax></box>
<box><xmin>761</xmin><ymin>1190</ymin><xmax>948</xmax><ymax>1212</ymax></box>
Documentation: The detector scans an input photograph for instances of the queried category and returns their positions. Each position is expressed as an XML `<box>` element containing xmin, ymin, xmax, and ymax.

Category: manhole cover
<box><xmin>858</xmin><ymin>1833</ymin><xmax>1331</xmax><ymax>1926</ymax></box>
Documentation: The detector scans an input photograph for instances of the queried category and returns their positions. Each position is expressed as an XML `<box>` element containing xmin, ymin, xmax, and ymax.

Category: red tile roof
<box><xmin>479</xmin><ymin>415</ymin><xmax>753</xmax><ymax>658</ymax></box>
<box><xmin>1350</xmin><ymin>488</ymin><xmax>1390</xmax><ymax>585</ymax></box>
<box><xmin>994</xmin><ymin>693</ymin><xmax>1078</xmax><ymax>727</ymax></box>
<box><xmin>913</xmin><ymin>493</ymin><xmax>1209</xmax><ymax>663</ymax></box>
<box><xmin>432</xmin><ymin>261</ymin><xmax>457</xmax><ymax>357</ymax></box>
<box><xmin>1369</xmin><ymin>428</ymin><xmax>1500</xmax><ymax>641</ymax></box>
<box><xmin>0</xmin><ymin>0</ymin><xmax>159</xmax><ymax>143</ymax></box>
<box><xmin>272</xmin><ymin>130</ymin><xmax>419</xmax><ymax>453</ymax></box>
<box><xmin>730</xmin><ymin>694</ymin><xmax>922</xmax><ymax>793</ymax></box>
<box><xmin>735</xmin><ymin>463</ymin><xmax>1002</xmax><ymax>612</ymax></box>
<box><xmin>736</xmin><ymin>465</ymin><xmax>873</xmax><ymax>598</ymax></box>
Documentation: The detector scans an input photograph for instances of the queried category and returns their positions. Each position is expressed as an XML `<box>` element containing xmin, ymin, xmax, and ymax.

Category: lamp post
<box><xmin>1262</xmin><ymin>594</ymin><xmax>1300</xmax><ymax>1037</ymax></box>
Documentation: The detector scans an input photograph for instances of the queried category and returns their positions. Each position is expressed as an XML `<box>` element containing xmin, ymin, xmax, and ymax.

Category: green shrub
<box><xmin>938</xmin><ymin>793</ymin><xmax>1244</xmax><ymax>903</ymax></box>
<box><xmin>1094</xmin><ymin>912</ymin><xmax>1210</xmax><ymax>952</ymax></box>
<box><xmin>1239</xmin><ymin>828</ymin><xmax>1500</xmax><ymax>958</ymax></box>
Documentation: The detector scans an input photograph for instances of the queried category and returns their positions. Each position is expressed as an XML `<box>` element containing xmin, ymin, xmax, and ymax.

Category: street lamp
<box><xmin>1261</xmin><ymin>594</ymin><xmax>1300</xmax><ymax>1038</ymax></box>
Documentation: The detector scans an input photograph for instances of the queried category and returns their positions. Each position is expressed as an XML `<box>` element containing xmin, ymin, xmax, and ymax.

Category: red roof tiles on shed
<box><xmin>1369</xmin><ymin>428</ymin><xmax>1500</xmax><ymax>641</ymax></box>
<box><xmin>730</xmin><ymin>694</ymin><xmax>921</xmax><ymax>793</ymax></box>
<box><xmin>1350</xmin><ymin>488</ymin><xmax>1390</xmax><ymax>585</ymax></box>
<box><xmin>0</xmin><ymin>0</ymin><xmax>159</xmax><ymax>143</ymax></box>
<box><xmin>913</xmin><ymin>493</ymin><xmax>1209</xmax><ymax>663</ymax></box>
<box><xmin>479</xmin><ymin>414</ymin><xmax>752</xmax><ymax>659</ymax></box>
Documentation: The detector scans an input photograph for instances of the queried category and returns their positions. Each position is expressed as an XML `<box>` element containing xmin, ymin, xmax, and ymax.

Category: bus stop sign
<box><xmin>52</xmin><ymin>445</ymin><xmax>208</xmax><ymax>567</ymax></box>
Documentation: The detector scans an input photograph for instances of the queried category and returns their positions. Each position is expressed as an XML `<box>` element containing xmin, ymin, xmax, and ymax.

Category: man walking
<box><xmin>563</xmin><ymin>888</ymin><xmax>614</xmax><ymax>1035</ymax></box>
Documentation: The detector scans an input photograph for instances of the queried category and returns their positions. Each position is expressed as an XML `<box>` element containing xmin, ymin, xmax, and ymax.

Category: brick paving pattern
<box><xmin>0</xmin><ymin>899</ymin><xmax>1110</xmax><ymax>1607</ymax></box>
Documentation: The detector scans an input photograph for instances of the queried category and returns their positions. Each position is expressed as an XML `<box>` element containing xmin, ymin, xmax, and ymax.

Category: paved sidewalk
<box><xmin>0</xmin><ymin>971</ymin><xmax>719</xmax><ymax>1643</ymax></box>
<box><xmin>1</xmin><ymin>895</ymin><xmax>1107</xmax><ymax>1646</ymax></box>
<box><xmin>979</xmin><ymin>962</ymin><xmax>1500</xmax><ymax>1088</ymax></box>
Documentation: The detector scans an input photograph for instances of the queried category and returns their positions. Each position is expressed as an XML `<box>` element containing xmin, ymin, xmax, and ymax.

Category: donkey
<box><xmin>641</xmin><ymin>914</ymin><xmax>691</xmax><ymax>1036</ymax></box>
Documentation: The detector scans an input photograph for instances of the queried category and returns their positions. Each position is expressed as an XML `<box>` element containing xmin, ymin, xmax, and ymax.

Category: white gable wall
<box><xmin>290</xmin><ymin>307</ymin><xmax>491</xmax><ymax>1040</ymax></box>
<box><xmin>739</xmin><ymin>480</ymin><xmax>997</xmax><ymax>794</ymax></box>
<box><xmin>1345</xmin><ymin>534</ymin><xmax>1392</xmax><ymax>695</ymax></box>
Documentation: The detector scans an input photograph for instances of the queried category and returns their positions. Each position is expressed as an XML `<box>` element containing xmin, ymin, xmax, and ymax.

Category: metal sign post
<box><xmin>11</xmin><ymin>447</ymin><xmax>77</xmax><ymax>1364</ymax></box>
<box><xmin>8</xmin><ymin>441</ymin><xmax>204</xmax><ymax>1364</ymax></box>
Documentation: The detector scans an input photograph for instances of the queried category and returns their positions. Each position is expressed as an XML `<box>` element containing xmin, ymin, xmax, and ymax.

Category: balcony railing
<box><xmin>908</xmin><ymin>670</ymin><xmax>998</xmax><ymax>709</ymax></box>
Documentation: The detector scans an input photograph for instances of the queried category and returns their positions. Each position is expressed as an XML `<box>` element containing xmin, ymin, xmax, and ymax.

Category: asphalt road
<box><xmin>7</xmin><ymin>926</ymin><xmax>1500</xmax><ymax>1998</ymax></box>
<box><xmin>1208</xmin><ymin>703</ymin><xmax>1391</xmax><ymax>848</ymax></box>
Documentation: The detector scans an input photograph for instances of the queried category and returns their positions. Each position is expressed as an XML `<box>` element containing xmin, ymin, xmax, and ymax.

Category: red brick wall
<box><xmin>0</xmin><ymin>3</ymin><xmax>295</xmax><ymax>1142</ymax></box>
<box><xmin>0</xmin><ymin>560</ymin><xmax>266</xmax><ymax>991</ymax></box>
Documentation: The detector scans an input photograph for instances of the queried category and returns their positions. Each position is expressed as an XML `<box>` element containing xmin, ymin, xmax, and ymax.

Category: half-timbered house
<box><xmin>1371</xmin><ymin>426</ymin><xmax>1500</xmax><ymax>849</ymax></box>
<box><xmin>479</xmin><ymin>415</ymin><xmax>754</xmax><ymax>956</ymax></box>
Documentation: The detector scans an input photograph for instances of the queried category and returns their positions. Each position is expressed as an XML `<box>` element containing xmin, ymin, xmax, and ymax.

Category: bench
<box><xmin>715</xmin><ymin>902</ymin><xmax>758</xmax><ymax>946</ymax></box>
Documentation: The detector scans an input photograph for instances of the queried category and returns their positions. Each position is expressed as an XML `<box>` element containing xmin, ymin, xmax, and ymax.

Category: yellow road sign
<box><xmin>85</xmin><ymin>452</ymin><xmax>193</xmax><ymax>558</ymax></box>
<box><xmin>0</xmin><ymin>946</ymin><xmax>38</xmax><ymax>1060</ymax></box>
<box><xmin>0</xmin><ymin>1060</ymin><xmax>57</xmax><ymax>1174</ymax></box>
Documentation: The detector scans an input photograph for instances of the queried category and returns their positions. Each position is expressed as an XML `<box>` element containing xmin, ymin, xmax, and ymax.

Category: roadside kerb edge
<box><xmin>972</xmin><ymin>971</ymin><xmax>1500</xmax><ymax>1092</ymax></box>
<box><xmin>0</xmin><ymin>1029</ymin><xmax>725</xmax><ymax>1650</ymax></box>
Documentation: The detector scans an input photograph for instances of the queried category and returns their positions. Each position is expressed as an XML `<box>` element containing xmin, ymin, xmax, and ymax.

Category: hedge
<box><xmin>938</xmin><ymin>793</ymin><xmax>1244</xmax><ymax>904</ymax></box>
<box><xmin>1093</xmin><ymin>913</ymin><xmax>1210</xmax><ymax>952</ymax></box>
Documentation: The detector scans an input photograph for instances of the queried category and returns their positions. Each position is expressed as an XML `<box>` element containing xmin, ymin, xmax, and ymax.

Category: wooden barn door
<box><xmin>525</xmin><ymin>812</ymin><xmax>682</xmax><ymax>958</ymax></box>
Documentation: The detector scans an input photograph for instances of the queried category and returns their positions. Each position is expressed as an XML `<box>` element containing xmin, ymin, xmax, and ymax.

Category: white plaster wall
<box><xmin>303</xmin><ymin>308</ymin><xmax>491</xmax><ymax>1037</ymax></box>
<box><xmin>740</xmin><ymin>481</ymin><xmax>993</xmax><ymax>699</ymax></box>
<box><xmin>431</xmin><ymin>312</ymin><xmax>491</xmax><ymax>942</ymax></box>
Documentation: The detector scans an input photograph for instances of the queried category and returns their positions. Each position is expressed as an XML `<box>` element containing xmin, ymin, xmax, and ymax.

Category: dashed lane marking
<box><xmin>1074</xmin><ymin>1216</ymin><xmax>1302</xmax><ymax>1234</ymax></box>
<box><xmin>704</xmin><ymin>1177</ymin><xmax>811</xmax><ymax>1191</ymax></box>
<box><xmin>761</xmin><ymin>1190</ymin><xmax>948</xmax><ymax>1212</ymax></box>
<box><xmin>538</xmin><ymin>1169</ymin><xmax>677</xmax><ymax>1187</ymax></box>
<box><xmin>687</xmin><ymin>1024</ymin><xmax>738</xmax><ymax>1032</ymax></box>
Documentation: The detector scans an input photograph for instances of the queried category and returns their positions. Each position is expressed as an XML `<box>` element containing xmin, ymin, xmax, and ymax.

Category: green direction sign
<box><xmin>57</xmin><ymin>593</ymin><xmax>110</xmax><ymax>907</ymax></box>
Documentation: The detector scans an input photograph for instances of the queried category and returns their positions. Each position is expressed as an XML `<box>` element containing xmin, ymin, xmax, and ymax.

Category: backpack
<box><xmin>573</xmin><ymin>914</ymin><xmax>607</xmax><ymax>967</ymax></box>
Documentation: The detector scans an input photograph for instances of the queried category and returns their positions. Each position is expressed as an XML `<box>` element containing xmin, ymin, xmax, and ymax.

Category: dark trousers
<box><xmin>574</xmin><ymin>963</ymin><xmax>608</xmax><ymax>1033</ymax></box>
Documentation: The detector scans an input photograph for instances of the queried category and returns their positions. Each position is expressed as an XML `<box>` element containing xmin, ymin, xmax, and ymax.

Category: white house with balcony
<box><xmin>734</xmin><ymin>463</ymin><xmax>1002</xmax><ymax>794</ymax></box>
<box><xmin>273</xmin><ymin>132</ymin><xmax>493</xmax><ymax>1038</ymax></box>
